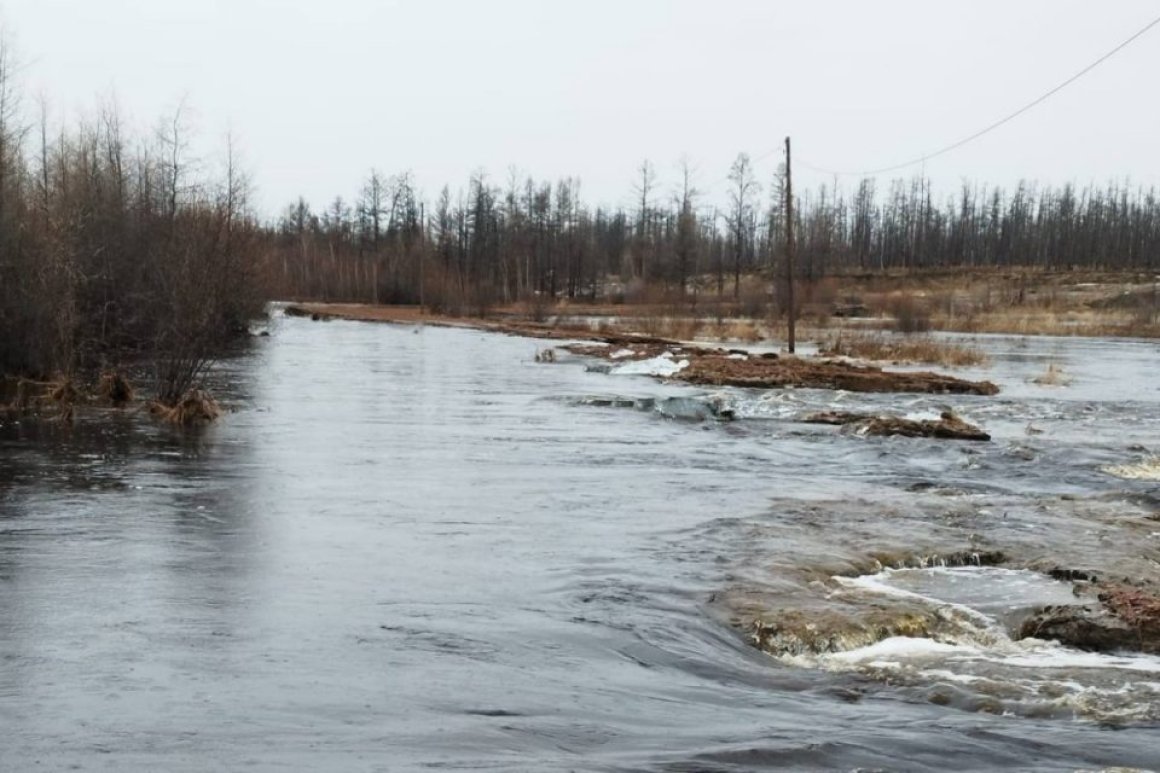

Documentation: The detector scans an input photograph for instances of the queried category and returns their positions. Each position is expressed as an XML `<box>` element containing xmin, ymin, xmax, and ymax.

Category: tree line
<box><xmin>270</xmin><ymin>154</ymin><xmax>1160</xmax><ymax>313</ymax></box>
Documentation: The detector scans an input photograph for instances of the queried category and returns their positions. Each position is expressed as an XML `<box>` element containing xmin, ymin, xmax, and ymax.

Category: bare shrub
<box><xmin>737</xmin><ymin>278</ymin><xmax>770</xmax><ymax>318</ymax></box>
<box><xmin>527</xmin><ymin>292</ymin><xmax>551</xmax><ymax>323</ymax></box>
<box><xmin>466</xmin><ymin>282</ymin><xmax>499</xmax><ymax>318</ymax></box>
<box><xmin>889</xmin><ymin>294</ymin><xmax>932</xmax><ymax>334</ymax></box>
<box><xmin>421</xmin><ymin>264</ymin><xmax>464</xmax><ymax>316</ymax></box>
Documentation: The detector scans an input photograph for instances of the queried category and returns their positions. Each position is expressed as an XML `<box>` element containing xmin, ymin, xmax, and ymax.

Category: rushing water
<box><xmin>2</xmin><ymin>314</ymin><xmax>1160</xmax><ymax>771</ymax></box>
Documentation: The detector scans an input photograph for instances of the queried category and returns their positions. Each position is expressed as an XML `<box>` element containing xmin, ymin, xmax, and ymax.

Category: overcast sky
<box><xmin>2</xmin><ymin>0</ymin><xmax>1158</xmax><ymax>217</ymax></box>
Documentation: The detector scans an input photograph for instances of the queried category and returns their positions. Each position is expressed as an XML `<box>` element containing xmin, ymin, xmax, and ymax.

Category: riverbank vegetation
<box><xmin>0</xmin><ymin>45</ymin><xmax>263</xmax><ymax>416</ymax></box>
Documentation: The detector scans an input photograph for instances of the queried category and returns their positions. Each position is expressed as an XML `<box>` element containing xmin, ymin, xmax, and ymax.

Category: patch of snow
<box><xmin>611</xmin><ymin>354</ymin><xmax>690</xmax><ymax>377</ymax></box>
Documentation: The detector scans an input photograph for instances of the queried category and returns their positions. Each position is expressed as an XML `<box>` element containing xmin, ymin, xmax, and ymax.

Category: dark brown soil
<box><xmin>679</xmin><ymin>354</ymin><xmax>999</xmax><ymax>396</ymax></box>
<box><xmin>803</xmin><ymin>410</ymin><xmax>992</xmax><ymax>441</ymax></box>
<box><xmin>1018</xmin><ymin>585</ymin><xmax>1160</xmax><ymax>654</ymax></box>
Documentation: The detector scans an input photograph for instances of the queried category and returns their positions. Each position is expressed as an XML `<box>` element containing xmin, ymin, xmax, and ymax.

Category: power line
<box><xmin>795</xmin><ymin>12</ymin><xmax>1160</xmax><ymax>177</ymax></box>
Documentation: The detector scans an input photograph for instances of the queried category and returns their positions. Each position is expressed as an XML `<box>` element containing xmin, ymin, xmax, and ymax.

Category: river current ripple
<box><xmin>1</xmin><ymin>314</ymin><xmax>1159</xmax><ymax>771</ymax></box>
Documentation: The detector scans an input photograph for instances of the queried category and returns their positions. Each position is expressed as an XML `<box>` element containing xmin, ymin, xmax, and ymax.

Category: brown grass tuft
<box><xmin>97</xmin><ymin>371</ymin><xmax>135</xmax><ymax>406</ymax></box>
<box><xmin>1</xmin><ymin>376</ymin><xmax>78</xmax><ymax>419</ymax></box>
<box><xmin>151</xmin><ymin>389</ymin><xmax>222</xmax><ymax>425</ymax></box>
<box><xmin>47</xmin><ymin>375</ymin><xmax>79</xmax><ymax>405</ymax></box>
<box><xmin>821</xmin><ymin>331</ymin><xmax>988</xmax><ymax>367</ymax></box>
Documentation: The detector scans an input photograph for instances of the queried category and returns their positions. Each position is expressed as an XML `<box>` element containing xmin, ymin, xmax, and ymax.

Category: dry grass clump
<box><xmin>634</xmin><ymin>316</ymin><xmax>702</xmax><ymax>340</ymax></box>
<box><xmin>932</xmin><ymin>302</ymin><xmax>1160</xmax><ymax>338</ymax></box>
<box><xmin>821</xmin><ymin>331</ymin><xmax>988</xmax><ymax>367</ymax></box>
<box><xmin>513</xmin><ymin>294</ymin><xmax>553</xmax><ymax>323</ymax></box>
<box><xmin>151</xmin><ymin>389</ymin><xmax>222</xmax><ymax>426</ymax></box>
<box><xmin>850</xmin><ymin>271</ymin><xmax>1160</xmax><ymax>338</ymax></box>
<box><xmin>46</xmin><ymin>376</ymin><xmax>78</xmax><ymax>423</ymax></box>
<box><xmin>47</xmin><ymin>375</ymin><xmax>79</xmax><ymax>405</ymax></box>
<box><xmin>1</xmin><ymin>375</ymin><xmax>78</xmax><ymax>421</ymax></box>
<box><xmin>706</xmin><ymin>319</ymin><xmax>763</xmax><ymax>343</ymax></box>
<box><xmin>1032</xmin><ymin>362</ymin><xmax>1072</xmax><ymax>387</ymax></box>
<box><xmin>97</xmin><ymin>371</ymin><xmax>135</xmax><ymax>406</ymax></box>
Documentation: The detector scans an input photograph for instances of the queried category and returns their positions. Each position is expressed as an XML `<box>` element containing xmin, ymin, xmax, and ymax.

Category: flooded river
<box><xmin>2</xmin><ymin>313</ymin><xmax>1159</xmax><ymax>770</ymax></box>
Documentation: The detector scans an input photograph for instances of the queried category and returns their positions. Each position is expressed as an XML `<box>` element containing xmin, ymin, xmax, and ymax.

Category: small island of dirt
<box><xmin>286</xmin><ymin>303</ymin><xmax>1000</xmax><ymax>397</ymax></box>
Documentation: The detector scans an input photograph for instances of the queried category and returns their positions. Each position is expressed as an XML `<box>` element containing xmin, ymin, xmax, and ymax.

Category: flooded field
<box><xmin>2</xmin><ymin>312</ymin><xmax>1160</xmax><ymax>771</ymax></box>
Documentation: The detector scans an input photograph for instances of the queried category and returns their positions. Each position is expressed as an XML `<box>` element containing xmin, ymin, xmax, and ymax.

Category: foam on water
<box><xmin>1102</xmin><ymin>456</ymin><xmax>1160</xmax><ymax>481</ymax></box>
<box><xmin>808</xmin><ymin>567</ymin><xmax>1160</xmax><ymax>721</ymax></box>
<box><xmin>841</xmin><ymin>566</ymin><xmax>1078</xmax><ymax>616</ymax></box>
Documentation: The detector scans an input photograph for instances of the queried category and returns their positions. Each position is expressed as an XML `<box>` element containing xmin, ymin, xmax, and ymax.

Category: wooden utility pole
<box><xmin>784</xmin><ymin>136</ymin><xmax>796</xmax><ymax>354</ymax></box>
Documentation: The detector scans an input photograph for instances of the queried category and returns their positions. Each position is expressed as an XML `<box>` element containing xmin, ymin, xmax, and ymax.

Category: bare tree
<box><xmin>632</xmin><ymin>159</ymin><xmax>656</xmax><ymax>280</ymax></box>
<box><xmin>357</xmin><ymin>169</ymin><xmax>388</xmax><ymax>254</ymax></box>
<box><xmin>728</xmin><ymin>152</ymin><xmax>760</xmax><ymax>299</ymax></box>
<box><xmin>673</xmin><ymin>156</ymin><xmax>699</xmax><ymax>297</ymax></box>
<box><xmin>157</xmin><ymin>99</ymin><xmax>192</xmax><ymax>227</ymax></box>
